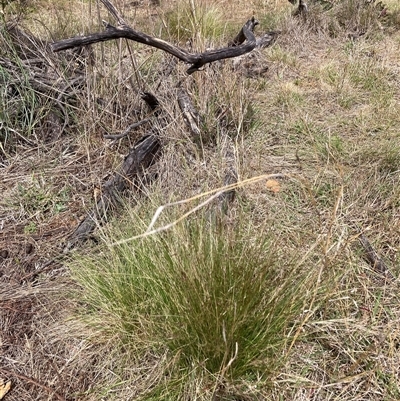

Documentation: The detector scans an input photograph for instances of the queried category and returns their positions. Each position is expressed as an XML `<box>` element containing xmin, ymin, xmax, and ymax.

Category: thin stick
<box><xmin>103</xmin><ymin>118</ymin><xmax>151</xmax><ymax>140</ymax></box>
<box><xmin>0</xmin><ymin>367</ymin><xmax>66</xmax><ymax>401</ymax></box>
<box><xmin>111</xmin><ymin>173</ymin><xmax>287</xmax><ymax>246</ymax></box>
<box><xmin>100</xmin><ymin>0</ymin><xmax>127</xmax><ymax>26</ymax></box>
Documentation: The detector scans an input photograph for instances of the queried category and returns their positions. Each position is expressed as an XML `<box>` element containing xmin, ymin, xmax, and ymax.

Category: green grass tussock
<box><xmin>0</xmin><ymin>27</ymin><xmax>37</xmax><ymax>148</ymax></box>
<box><xmin>70</xmin><ymin>206</ymin><xmax>317</xmax><ymax>398</ymax></box>
<box><xmin>162</xmin><ymin>0</ymin><xmax>229</xmax><ymax>44</ymax></box>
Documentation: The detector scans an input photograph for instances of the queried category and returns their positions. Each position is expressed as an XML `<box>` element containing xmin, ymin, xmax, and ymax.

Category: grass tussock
<box><xmin>69</xmin><ymin>205</ymin><xmax>320</xmax><ymax>399</ymax></box>
<box><xmin>0</xmin><ymin>26</ymin><xmax>42</xmax><ymax>148</ymax></box>
<box><xmin>162</xmin><ymin>0</ymin><xmax>228</xmax><ymax>44</ymax></box>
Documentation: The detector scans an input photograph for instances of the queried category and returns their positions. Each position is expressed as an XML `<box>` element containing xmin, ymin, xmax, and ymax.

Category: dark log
<box><xmin>63</xmin><ymin>134</ymin><xmax>161</xmax><ymax>251</ymax></box>
<box><xmin>51</xmin><ymin>4</ymin><xmax>258</xmax><ymax>75</ymax></box>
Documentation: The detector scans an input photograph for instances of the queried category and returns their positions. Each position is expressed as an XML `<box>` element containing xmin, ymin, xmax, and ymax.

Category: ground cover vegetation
<box><xmin>1</xmin><ymin>0</ymin><xmax>400</xmax><ymax>399</ymax></box>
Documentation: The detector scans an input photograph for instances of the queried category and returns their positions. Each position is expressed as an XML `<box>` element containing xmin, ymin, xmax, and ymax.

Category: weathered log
<box><xmin>63</xmin><ymin>134</ymin><xmax>161</xmax><ymax>251</ymax></box>
<box><xmin>177</xmin><ymin>85</ymin><xmax>202</xmax><ymax>140</ymax></box>
<box><xmin>51</xmin><ymin>0</ymin><xmax>258</xmax><ymax>74</ymax></box>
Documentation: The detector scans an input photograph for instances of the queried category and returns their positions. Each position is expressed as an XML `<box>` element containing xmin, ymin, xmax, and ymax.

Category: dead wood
<box><xmin>103</xmin><ymin>118</ymin><xmax>152</xmax><ymax>141</ymax></box>
<box><xmin>255</xmin><ymin>32</ymin><xmax>280</xmax><ymax>48</ymax></box>
<box><xmin>63</xmin><ymin>134</ymin><xmax>161</xmax><ymax>251</ymax></box>
<box><xmin>177</xmin><ymin>85</ymin><xmax>202</xmax><ymax>140</ymax></box>
<box><xmin>51</xmin><ymin>0</ymin><xmax>258</xmax><ymax>74</ymax></box>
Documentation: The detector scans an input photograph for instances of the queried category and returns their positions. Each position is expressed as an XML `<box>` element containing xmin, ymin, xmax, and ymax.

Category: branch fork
<box><xmin>52</xmin><ymin>0</ymin><xmax>258</xmax><ymax>74</ymax></box>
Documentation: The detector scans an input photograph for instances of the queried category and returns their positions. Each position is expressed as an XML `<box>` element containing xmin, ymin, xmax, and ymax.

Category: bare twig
<box><xmin>103</xmin><ymin>118</ymin><xmax>151</xmax><ymax>140</ymax></box>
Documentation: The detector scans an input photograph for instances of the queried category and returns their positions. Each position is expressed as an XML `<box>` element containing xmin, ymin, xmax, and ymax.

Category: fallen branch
<box><xmin>51</xmin><ymin>0</ymin><xmax>258</xmax><ymax>74</ymax></box>
<box><xmin>64</xmin><ymin>134</ymin><xmax>161</xmax><ymax>251</ymax></box>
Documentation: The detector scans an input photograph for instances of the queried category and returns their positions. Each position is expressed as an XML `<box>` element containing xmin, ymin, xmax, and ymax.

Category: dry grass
<box><xmin>1</xmin><ymin>0</ymin><xmax>400</xmax><ymax>399</ymax></box>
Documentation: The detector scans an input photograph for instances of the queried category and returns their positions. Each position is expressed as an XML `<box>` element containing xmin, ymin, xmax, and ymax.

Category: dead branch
<box><xmin>64</xmin><ymin>134</ymin><xmax>161</xmax><ymax>251</ymax></box>
<box><xmin>51</xmin><ymin>0</ymin><xmax>258</xmax><ymax>75</ymax></box>
<box><xmin>103</xmin><ymin>118</ymin><xmax>151</xmax><ymax>140</ymax></box>
<box><xmin>177</xmin><ymin>85</ymin><xmax>202</xmax><ymax>140</ymax></box>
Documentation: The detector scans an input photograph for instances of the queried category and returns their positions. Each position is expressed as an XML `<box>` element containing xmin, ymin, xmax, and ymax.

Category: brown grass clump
<box><xmin>1</xmin><ymin>0</ymin><xmax>400</xmax><ymax>399</ymax></box>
